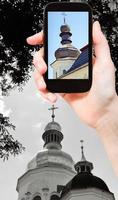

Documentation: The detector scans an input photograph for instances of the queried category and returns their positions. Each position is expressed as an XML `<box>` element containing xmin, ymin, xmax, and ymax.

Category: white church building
<box><xmin>16</xmin><ymin>106</ymin><xmax>115</xmax><ymax>200</ymax></box>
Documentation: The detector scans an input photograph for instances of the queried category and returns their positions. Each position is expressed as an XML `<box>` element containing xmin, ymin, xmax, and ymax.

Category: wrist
<box><xmin>94</xmin><ymin>95</ymin><xmax>118</xmax><ymax>175</ymax></box>
<box><xmin>95</xmin><ymin>95</ymin><xmax>118</xmax><ymax>137</ymax></box>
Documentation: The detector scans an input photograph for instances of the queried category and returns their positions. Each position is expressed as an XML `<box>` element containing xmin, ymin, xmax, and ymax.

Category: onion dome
<box><xmin>27</xmin><ymin>148</ymin><xmax>75</xmax><ymax>172</ymax></box>
<box><xmin>61</xmin><ymin>140</ymin><xmax>111</xmax><ymax>197</ymax></box>
<box><xmin>61</xmin><ymin>173</ymin><xmax>110</xmax><ymax>196</ymax></box>
<box><xmin>60</xmin><ymin>24</ymin><xmax>72</xmax><ymax>45</ymax></box>
<box><xmin>55</xmin><ymin>13</ymin><xmax>80</xmax><ymax>59</ymax></box>
<box><xmin>60</xmin><ymin>24</ymin><xmax>71</xmax><ymax>33</ymax></box>
<box><xmin>45</xmin><ymin>121</ymin><xmax>61</xmax><ymax>132</ymax></box>
<box><xmin>42</xmin><ymin>105</ymin><xmax>63</xmax><ymax>150</ymax></box>
<box><xmin>27</xmin><ymin>105</ymin><xmax>75</xmax><ymax>173</ymax></box>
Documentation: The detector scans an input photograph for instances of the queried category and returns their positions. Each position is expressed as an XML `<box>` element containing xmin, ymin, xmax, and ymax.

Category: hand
<box><xmin>27</xmin><ymin>21</ymin><xmax>117</xmax><ymax>129</ymax></box>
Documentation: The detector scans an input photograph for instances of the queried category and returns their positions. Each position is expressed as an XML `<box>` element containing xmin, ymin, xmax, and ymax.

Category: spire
<box><xmin>80</xmin><ymin>140</ymin><xmax>86</xmax><ymax>161</ymax></box>
<box><xmin>62</xmin><ymin>12</ymin><xmax>67</xmax><ymax>24</ymax></box>
<box><xmin>60</xmin><ymin>13</ymin><xmax>72</xmax><ymax>45</ymax></box>
<box><xmin>54</xmin><ymin>13</ymin><xmax>80</xmax><ymax>60</ymax></box>
<box><xmin>42</xmin><ymin>105</ymin><xmax>63</xmax><ymax>150</ymax></box>
<box><xmin>75</xmin><ymin>140</ymin><xmax>93</xmax><ymax>174</ymax></box>
<box><xmin>48</xmin><ymin>105</ymin><xmax>58</xmax><ymax>122</ymax></box>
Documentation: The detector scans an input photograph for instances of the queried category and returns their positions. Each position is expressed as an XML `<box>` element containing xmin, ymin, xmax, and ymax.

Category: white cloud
<box><xmin>0</xmin><ymin>94</ymin><xmax>12</xmax><ymax>116</ymax></box>
<box><xmin>32</xmin><ymin>122</ymin><xmax>43</xmax><ymax>129</ymax></box>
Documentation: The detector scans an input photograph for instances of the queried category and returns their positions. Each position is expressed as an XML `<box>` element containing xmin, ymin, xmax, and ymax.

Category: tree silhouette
<box><xmin>0</xmin><ymin>0</ymin><xmax>118</xmax><ymax>94</ymax></box>
<box><xmin>0</xmin><ymin>113</ymin><xmax>25</xmax><ymax>160</ymax></box>
<box><xmin>0</xmin><ymin>0</ymin><xmax>68</xmax><ymax>160</ymax></box>
<box><xmin>0</xmin><ymin>0</ymin><xmax>68</xmax><ymax>95</ymax></box>
<box><xmin>88</xmin><ymin>0</ymin><xmax>118</xmax><ymax>92</ymax></box>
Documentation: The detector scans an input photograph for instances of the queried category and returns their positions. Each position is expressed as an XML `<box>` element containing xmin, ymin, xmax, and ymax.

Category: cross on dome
<box><xmin>62</xmin><ymin>12</ymin><xmax>67</xmax><ymax>24</ymax></box>
<box><xmin>48</xmin><ymin>105</ymin><xmax>58</xmax><ymax>122</ymax></box>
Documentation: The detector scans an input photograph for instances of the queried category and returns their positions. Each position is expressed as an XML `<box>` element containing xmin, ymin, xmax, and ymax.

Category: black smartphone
<box><xmin>43</xmin><ymin>2</ymin><xmax>92</xmax><ymax>93</ymax></box>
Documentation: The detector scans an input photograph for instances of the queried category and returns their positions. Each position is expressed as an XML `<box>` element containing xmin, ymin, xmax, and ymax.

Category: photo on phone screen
<box><xmin>48</xmin><ymin>11</ymin><xmax>89</xmax><ymax>80</ymax></box>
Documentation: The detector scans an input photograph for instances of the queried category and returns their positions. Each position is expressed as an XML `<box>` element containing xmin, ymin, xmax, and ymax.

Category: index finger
<box><xmin>26</xmin><ymin>31</ymin><xmax>44</xmax><ymax>45</ymax></box>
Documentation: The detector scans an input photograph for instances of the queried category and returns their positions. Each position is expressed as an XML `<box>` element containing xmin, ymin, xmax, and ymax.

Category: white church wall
<box><xmin>17</xmin><ymin>167</ymin><xmax>76</xmax><ymax>200</ymax></box>
<box><xmin>62</xmin><ymin>188</ymin><xmax>115</xmax><ymax>200</ymax></box>
<box><xmin>51</xmin><ymin>59</ymin><xmax>76</xmax><ymax>78</ymax></box>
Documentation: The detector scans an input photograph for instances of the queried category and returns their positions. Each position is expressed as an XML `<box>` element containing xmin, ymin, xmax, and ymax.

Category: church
<box><xmin>50</xmin><ymin>14</ymin><xmax>89</xmax><ymax>79</ymax></box>
<box><xmin>16</xmin><ymin>105</ymin><xmax>115</xmax><ymax>200</ymax></box>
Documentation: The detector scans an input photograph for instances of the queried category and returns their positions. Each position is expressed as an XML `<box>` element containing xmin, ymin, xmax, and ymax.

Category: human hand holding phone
<box><xmin>27</xmin><ymin>21</ymin><xmax>117</xmax><ymax>128</ymax></box>
<box><xmin>43</xmin><ymin>2</ymin><xmax>92</xmax><ymax>93</ymax></box>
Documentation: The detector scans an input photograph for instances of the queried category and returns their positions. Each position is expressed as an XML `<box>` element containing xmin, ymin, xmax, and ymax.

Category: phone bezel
<box><xmin>43</xmin><ymin>2</ymin><xmax>92</xmax><ymax>93</ymax></box>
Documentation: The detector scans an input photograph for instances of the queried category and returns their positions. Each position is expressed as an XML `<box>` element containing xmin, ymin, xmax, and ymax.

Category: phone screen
<box><xmin>48</xmin><ymin>11</ymin><xmax>89</xmax><ymax>80</ymax></box>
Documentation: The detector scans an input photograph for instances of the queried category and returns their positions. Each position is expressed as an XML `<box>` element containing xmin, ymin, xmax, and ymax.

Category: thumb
<box><xmin>26</xmin><ymin>31</ymin><xmax>44</xmax><ymax>45</ymax></box>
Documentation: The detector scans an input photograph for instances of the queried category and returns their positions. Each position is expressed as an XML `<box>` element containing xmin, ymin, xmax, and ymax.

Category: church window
<box><xmin>63</xmin><ymin>70</ymin><xmax>66</xmax><ymax>74</ymax></box>
<box><xmin>33</xmin><ymin>196</ymin><xmax>41</xmax><ymax>200</ymax></box>
<box><xmin>47</xmin><ymin>135</ymin><xmax>50</xmax><ymax>142</ymax></box>
<box><xmin>46</xmin><ymin>135</ymin><xmax>48</xmax><ymax>144</ymax></box>
<box><xmin>54</xmin><ymin>134</ymin><xmax>56</xmax><ymax>142</ymax></box>
<box><xmin>51</xmin><ymin>134</ymin><xmax>53</xmax><ymax>141</ymax></box>
<box><xmin>81</xmin><ymin>165</ymin><xmax>85</xmax><ymax>172</ymax></box>
<box><xmin>50</xmin><ymin>195</ymin><xmax>60</xmax><ymax>200</ymax></box>
<box><xmin>86</xmin><ymin>166</ymin><xmax>90</xmax><ymax>173</ymax></box>
<box><xmin>57</xmin><ymin>136</ymin><xmax>59</xmax><ymax>142</ymax></box>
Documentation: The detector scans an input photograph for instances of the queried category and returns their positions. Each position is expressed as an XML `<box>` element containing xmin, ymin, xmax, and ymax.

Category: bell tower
<box><xmin>42</xmin><ymin>105</ymin><xmax>63</xmax><ymax>150</ymax></box>
<box><xmin>51</xmin><ymin>13</ymin><xmax>80</xmax><ymax>79</ymax></box>
<box><xmin>16</xmin><ymin>106</ymin><xmax>76</xmax><ymax>200</ymax></box>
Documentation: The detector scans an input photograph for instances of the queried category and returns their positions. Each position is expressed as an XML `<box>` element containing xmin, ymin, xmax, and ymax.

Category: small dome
<box><xmin>45</xmin><ymin>121</ymin><xmax>61</xmax><ymax>132</ymax></box>
<box><xmin>61</xmin><ymin>172</ymin><xmax>110</xmax><ymax>197</ymax></box>
<box><xmin>60</xmin><ymin>24</ymin><xmax>70</xmax><ymax>32</ymax></box>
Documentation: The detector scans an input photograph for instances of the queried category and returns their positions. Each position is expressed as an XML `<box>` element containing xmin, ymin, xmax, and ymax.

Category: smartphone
<box><xmin>43</xmin><ymin>2</ymin><xmax>92</xmax><ymax>93</ymax></box>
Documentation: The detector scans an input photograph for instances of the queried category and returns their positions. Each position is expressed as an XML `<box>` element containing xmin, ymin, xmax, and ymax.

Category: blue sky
<box><xmin>48</xmin><ymin>11</ymin><xmax>89</xmax><ymax>78</ymax></box>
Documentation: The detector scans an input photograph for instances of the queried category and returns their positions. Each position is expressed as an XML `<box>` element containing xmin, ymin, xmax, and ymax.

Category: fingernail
<box><xmin>96</xmin><ymin>21</ymin><xmax>101</xmax><ymax>31</ymax></box>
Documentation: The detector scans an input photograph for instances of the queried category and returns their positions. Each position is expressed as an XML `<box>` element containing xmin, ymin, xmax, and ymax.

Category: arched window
<box><xmin>56</xmin><ymin>72</ymin><xmax>58</xmax><ymax>79</ymax></box>
<box><xmin>33</xmin><ymin>196</ymin><xmax>41</xmax><ymax>200</ymax></box>
<box><xmin>54</xmin><ymin>134</ymin><xmax>56</xmax><ymax>142</ymax></box>
<box><xmin>50</xmin><ymin>195</ymin><xmax>60</xmax><ymax>200</ymax></box>
<box><xmin>63</xmin><ymin>70</ymin><xmax>66</xmax><ymax>74</ymax></box>
<box><xmin>51</xmin><ymin>133</ymin><xmax>53</xmax><ymax>141</ymax></box>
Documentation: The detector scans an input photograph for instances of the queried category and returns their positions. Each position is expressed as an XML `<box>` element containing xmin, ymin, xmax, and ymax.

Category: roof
<box><xmin>44</xmin><ymin>121</ymin><xmax>62</xmax><ymax>132</ymax></box>
<box><xmin>67</xmin><ymin>45</ymin><xmax>89</xmax><ymax>73</ymax></box>
<box><xmin>61</xmin><ymin>172</ymin><xmax>111</xmax><ymax>197</ymax></box>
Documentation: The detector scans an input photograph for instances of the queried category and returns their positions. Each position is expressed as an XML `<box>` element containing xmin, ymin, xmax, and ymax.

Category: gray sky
<box><xmin>0</xmin><ymin>74</ymin><xmax>118</xmax><ymax>200</ymax></box>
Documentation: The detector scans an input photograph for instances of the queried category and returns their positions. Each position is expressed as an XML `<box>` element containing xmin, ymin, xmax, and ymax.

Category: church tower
<box><xmin>51</xmin><ymin>13</ymin><xmax>80</xmax><ymax>79</ymax></box>
<box><xmin>16</xmin><ymin>105</ymin><xmax>76</xmax><ymax>200</ymax></box>
<box><xmin>61</xmin><ymin>141</ymin><xmax>115</xmax><ymax>200</ymax></box>
<box><xmin>16</xmin><ymin>107</ymin><xmax>115</xmax><ymax>200</ymax></box>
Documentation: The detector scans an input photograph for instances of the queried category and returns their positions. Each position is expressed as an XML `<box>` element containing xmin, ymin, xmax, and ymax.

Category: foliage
<box><xmin>0</xmin><ymin>113</ymin><xmax>25</xmax><ymax>160</ymax></box>
<box><xmin>0</xmin><ymin>0</ymin><xmax>68</xmax><ymax>95</ymax></box>
<box><xmin>88</xmin><ymin>0</ymin><xmax>118</xmax><ymax>92</ymax></box>
<box><xmin>0</xmin><ymin>0</ymin><xmax>68</xmax><ymax>160</ymax></box>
